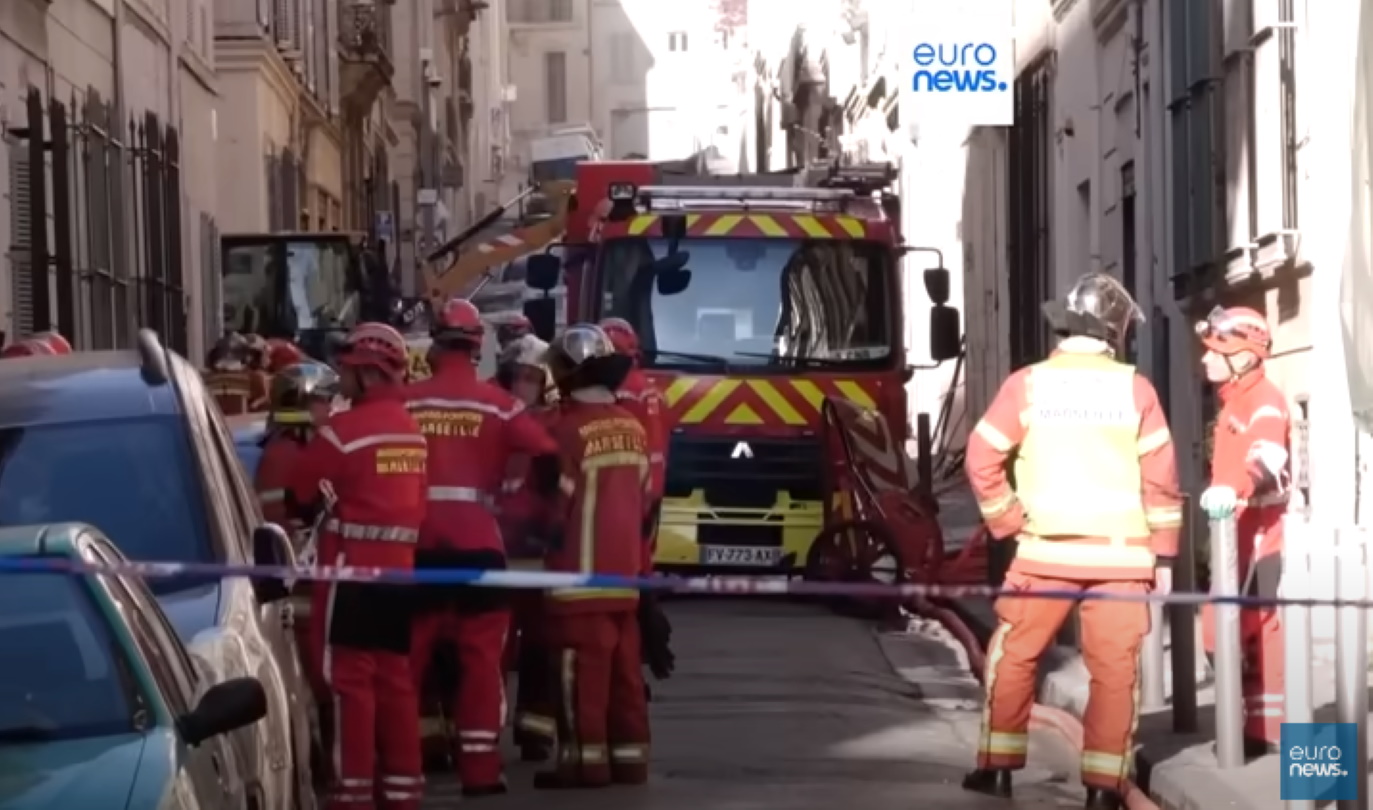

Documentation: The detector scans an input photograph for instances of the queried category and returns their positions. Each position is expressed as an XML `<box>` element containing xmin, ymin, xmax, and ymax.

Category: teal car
<box><xmin>0</xmin><ymin>524</ymin><xmax>269</xmax><ymax>809</ymax></box>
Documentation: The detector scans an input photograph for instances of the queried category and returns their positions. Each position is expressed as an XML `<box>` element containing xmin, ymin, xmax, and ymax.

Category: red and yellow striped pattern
<box><xmin>651</xmin><ymin>375</ymin><xmax>881</xmax><ymax>429</ymax></box>
<box><xmin>616</xmin><ymin>212</ymin><xmax>868</xmax><ymax>240</ymax></box>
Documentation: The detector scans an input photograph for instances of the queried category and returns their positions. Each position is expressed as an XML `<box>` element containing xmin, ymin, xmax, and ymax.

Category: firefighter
<box><xmin>531</xmin><ymin>323</ymin><xmax>667</xmax><ymax>790</ymax></box>
<box><xmin>1195</xmin><ymin>305</ymin><xmax>1289</xmax><ymax>752</ymax></box>
<box><xmin>404</xmin><ymin>299</ymin><xmax>558</xmax><ymax>795</ymax></box>
<box><xmin>493</xmin><ymin>334</ymin><xmax>560</xmax><ymax>762</ymax></box>
<box><xmin>267</xmin><ymin>337</ymin><xmax>308</xmax><ymax>373</ymax></box>
<box><xmin>256</xmin><ymin>362</ymin><xmax>340</xmax><ymax>527</ymax></box>
<box><xmin>290</xmin><ymin>321</ymin><xmax>427</xmax><ymax>810</ymax></box>
<box><xmin>244</xmin><ymin>333</ymin><xmax>272</xmax><ymax>372</ymax></box>
<box><xmin>1</xmin><ymin>330</ymin><xmax>73</xmax><ymax>357</ymax></box>
<box><xmin>496</xmin><ymin>314</ymin><xmax>533</xmax><ymax>350</ymax></box>
<box><xmin>599</xmin><ymin>317</ymin><xmax>668</xmax><ymax>569</ymax></box>
<box><xmin>962</xmin><ymin>273</ymin><xmax>1184</xmax><ymax>810</ymax></box>
<box><xmin>204</xmin><ymin>332</ymin><xmax>271</xmax><ymax>415</ymax></box>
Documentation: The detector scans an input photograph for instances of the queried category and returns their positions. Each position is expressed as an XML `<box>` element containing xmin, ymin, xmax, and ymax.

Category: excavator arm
<box><xmin>420</xmin><ymin>179</ymin><xmax>577</xmax><ymax>307</ymax></box>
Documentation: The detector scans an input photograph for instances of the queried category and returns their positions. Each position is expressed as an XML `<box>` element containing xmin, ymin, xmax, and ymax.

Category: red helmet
<box><xmin>432</xmin><ymin>299</ymin><xmax>485</xmax><ymax>346</ymax></box>
<box><xmin>496</xmin><ymin>315</ymin><xmax>533</xmax><ymax>347</ymax></box>
<box><xmin>599</xmin><ymin>317</ymin><xmax>639</xmax><ymax>356</ymax></box>
<box><xmin>242</xmin><ymin>333</ymin><xmax>271</xmax><ymax>370</ymax></box>
<box><xmin>2</xmin><ymin>331</ymin><xmax>73</xmax><ymax>358</ymax></box>
<box><xmin>336</xmin><ymin>322</ymin><xmax>409</xmax><ymax>380</ymax></box>
<box><xmin>266</xmin><ymin>338</ymin><xmax>307</xmax><ymax>373</ymax></box>
<box><xmin>1195</xmin><ymin>306</ymin><xmax>1271</xmax><ymax>359</ymax></box>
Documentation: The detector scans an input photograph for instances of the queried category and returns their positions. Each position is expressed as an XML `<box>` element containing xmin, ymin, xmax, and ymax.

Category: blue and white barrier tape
<box><xmin>0</xmin><ymin>556</ymin><xmax>1368</xmax><ymax>609</ymax></box>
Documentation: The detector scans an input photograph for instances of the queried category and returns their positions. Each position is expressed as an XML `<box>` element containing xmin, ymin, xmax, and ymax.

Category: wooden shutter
<box><xmin>8</xmin><ymin>144</ymin><xmax>33</xmax><ymax>336</ymax></box>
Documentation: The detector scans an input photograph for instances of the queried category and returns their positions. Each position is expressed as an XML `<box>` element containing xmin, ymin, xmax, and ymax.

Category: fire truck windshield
<box><xmin>222</xmin><ymin>239</ymin><xmax>359</xmax><ymax>337</ymax></box>
<box><xmin>598</xmin><ymin>237</ymin><xmax>894</xmax><ymax>370</ymax></box>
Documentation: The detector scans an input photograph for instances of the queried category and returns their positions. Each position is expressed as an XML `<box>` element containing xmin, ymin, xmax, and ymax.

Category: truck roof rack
<box><xmin>802</xmin><ymin>161</ymin><xmax>898</xmax><ymax>194</ymax></box>
<box><xmin>637</xmin><ymin>185</ymin><xmax>853</xmax><ymax>212</ymax></box>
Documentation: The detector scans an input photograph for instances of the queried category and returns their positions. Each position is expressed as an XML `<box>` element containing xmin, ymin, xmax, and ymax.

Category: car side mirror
<box><xmin>929</xmin><ymin>305</ymin><xmax>962</xmax><ymax>363</ymax></box>
<box><xmin>523</xmin><ymin>297</ymin><xmax>557</xmax><ymax>341</ymax></box>
<box><xmin>178</xmin><ymin>677</ymin><xmax>268</xmax><ymax>747</ymax></box>
<box><xmin>526</xmin><ymin>254</ymin><xmax>561</xmax><ymax>291</ymax></box>
<box><xmin>656</xmin><ymin>270</ymin><xmax>691</xmax><ymax>296</ymax></box>
<box><xmin>923</xmin><ymin>266</ymin><xmax>951</xmax><ymax>305</ymax></box>
<box><xmin>252</xmin><ymin>524</ymin><xmax>294</xmax><ymax>604</ymax></box>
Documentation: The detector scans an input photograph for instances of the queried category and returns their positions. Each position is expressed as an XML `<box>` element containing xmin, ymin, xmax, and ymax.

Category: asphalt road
<box><xmin>423</xmin><ymin>599</ymin><xmax>1085</xmax><ymax>809</ymax></box>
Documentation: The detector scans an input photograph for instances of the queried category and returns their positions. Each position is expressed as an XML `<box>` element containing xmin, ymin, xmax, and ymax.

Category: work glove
<box><xmin>638</xmin><ymin>594</ymin><xmax>676</xmax><ymax>680</ymax></box>
<box><xmin>1200</xmin><ymin>485</ymin><xmax>1239</xmax><ymax>520</ymax></box>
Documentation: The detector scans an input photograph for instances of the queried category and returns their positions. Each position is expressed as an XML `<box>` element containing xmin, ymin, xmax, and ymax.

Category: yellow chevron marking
<box><xmin>725</xmin><ymin>403</ymin><xmax>765</xmax><ymax>425</ymax></box>
<box><xmin>686</xmin><ymin>214</ymin><xmax>701</xmax><ymax>229</ymax></box>
<box><xmin>789</xmin><ymin>379</ymin><xmax>827</xmax><ymax>411</ymax></box>
<box><xmin>662</xmin><ymin>377</ymin><xmax>698</xmax><ymax>407</ymax></box>
<box><xmin>792</xmin><ymin>214</ymin><xmax>832</xmax><ymax>239</ymax></box>
<box><xmin>835</xmin><ymin>380</ymin><xmax>877</xmax><ymax>409</ymax></box>
<box><xmin>680</xmin><ymin>379</ymin><xmax>740</xmax><ymax>423</ymax></box>
<box><xmin>704</xmin><ymin>214</ymin><xmax>744</xmax><ymax>236</ymax></box>
<box><xmin>749</xmin><ymin>214</ymin><xmax>788</xmax><ymax>237</ymax></box>
<box><xmin>627</xmin><ymin>215</ymin><xmax>657</xmax><ymax>235</ymax></box>
<box><xmin>833</xmin><ymin>215</ymin><xmax>865</xmax><ymax>238</ymax></box>
<box><xmin>746</xmin><ymin>380</ymin><xmax>806</xmax><ymax>425</ymax></box>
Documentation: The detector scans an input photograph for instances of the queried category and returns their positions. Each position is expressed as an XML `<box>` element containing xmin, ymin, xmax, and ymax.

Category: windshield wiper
<box><xmin>645</xmin><ymin>349</ymin><xmax>734</xmax><ymax>366</ymax></box>
<box><xmin>731</xmin><ymin>352</ymin><xmax>853</xmax><ymax>367</ymax></box>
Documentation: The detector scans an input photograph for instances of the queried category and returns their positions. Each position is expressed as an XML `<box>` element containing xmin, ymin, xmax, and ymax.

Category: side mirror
<box><xmin>923</xmin><ymin>266</ymin><xmax>951</xmax><ymax>305</ymax></box>
<box><xmin>656</xmin><ymin>271</ymin><xmax>692</xmax><ymax>296</ymax></box>
<box><xmin>929</xmin><ymin>305</ymin><xmax>962</xmax><ymax>363</ymax></box>
<box><xmin>251</xmin><ymin>524</ymin><xmax>294</xmax><ymax>604</ymax></box>
<box><xmin>526</xmin><ymin>254</ymin><xmax>561</xmax><ymax>292</ymax></box>
<box><xmin>523</xmin><ymin>297</ymin><xmax>557</xmax><ymax>341</ymax></box>
<box><xmin>178</xmin><ymin>677</ymin><xmax>268</xmax><ymax>747</ymax></box>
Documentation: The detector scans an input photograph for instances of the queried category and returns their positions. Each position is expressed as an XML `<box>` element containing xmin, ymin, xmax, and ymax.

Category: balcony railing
<box><xmin>340</xmin><ymin>0</ymin><xmax>393</xmax><ymax>64</ymax></box>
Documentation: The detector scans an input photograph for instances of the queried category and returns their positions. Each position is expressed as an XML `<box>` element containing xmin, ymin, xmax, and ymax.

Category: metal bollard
<box><xmin>1140</xmin><ymin>602</ymin><xmax>1167</xmax><ymax>712</ymax></box>
<box><xmin>1334</xmin><ymin>526</ymin><xmax>1368</xmax><ymax>810</ymax></box>
<box><xmin>1283</xmin><ymin>514</ymin><xmax>1315</xmax><ymax>810</ymax></box>
<box><xmin>1170</xmin><ymin>497</ymin><xmax>1199</xmax><ymax>733</ymax></box>
<box><xmin>1209</xmin><ymin>514</ymin><xmax>1245</xmax><ymax>769</ymax></box>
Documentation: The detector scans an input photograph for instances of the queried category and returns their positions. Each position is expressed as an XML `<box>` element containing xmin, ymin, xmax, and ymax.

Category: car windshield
<box><xmin>0</xmin><ymin>572</ymin><xmax>136</xmax><ymax>743</ymax></box>
<box><xmin>598</xmin><ymin>237</ymin><xmax>895</xmax><ymax>370</ymax></box>
<box><xmin>0</xmin><ymin>417</ymin><xmax>213</xmax><ymax>595</ymax></box>
<box><xmin>222</xmin><ymin>239</ymin><xmax>360</xmax><ymax>337</ymax></box>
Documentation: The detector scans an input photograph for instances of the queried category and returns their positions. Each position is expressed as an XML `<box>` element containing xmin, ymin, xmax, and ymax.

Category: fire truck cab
<box><xmin>524</xmin><ymin>160</ymin><xmax>955</xmax><ymax>574</ymax></box>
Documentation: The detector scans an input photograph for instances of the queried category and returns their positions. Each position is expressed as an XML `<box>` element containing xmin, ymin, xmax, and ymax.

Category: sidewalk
<box><xmin>931</xmin><ymin>479</ymin><xmax>1368</xmax><ymax>810</ymax></box>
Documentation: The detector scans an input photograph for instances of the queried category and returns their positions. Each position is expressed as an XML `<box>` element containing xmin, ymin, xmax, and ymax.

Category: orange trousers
<box><xmin>978</xmin><ymin>572</ymin><xmax>1149</xmax><ymax>794</ymax></box>
<box><xmin>1200</xmin><ymin>508</ymin><xmax>1285</xmax><ymax>743</ymax></box>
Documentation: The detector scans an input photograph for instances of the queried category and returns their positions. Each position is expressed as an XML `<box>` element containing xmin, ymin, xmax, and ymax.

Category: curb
<box><xmin>918</xmin><ymin>602</ymin><xmax>1162</xmax><ymax>810</ymax></box>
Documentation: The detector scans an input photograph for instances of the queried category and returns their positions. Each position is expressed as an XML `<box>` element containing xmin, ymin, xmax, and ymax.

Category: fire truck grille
<box><xmin>664</xmin><ymin>435</ymin><xmax>824</xmax><ymax>509</ymax></box>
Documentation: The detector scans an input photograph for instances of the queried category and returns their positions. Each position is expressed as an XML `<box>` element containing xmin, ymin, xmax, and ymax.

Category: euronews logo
<box><xmin>1288</xmin><ymin>745</ymin><xmax>1348</xmax><ymax>778</ymax></box>
<box><xmin>911</xmin><ymin>42</ymin><xmax>1009</xmax><ymax>93</ymax></box>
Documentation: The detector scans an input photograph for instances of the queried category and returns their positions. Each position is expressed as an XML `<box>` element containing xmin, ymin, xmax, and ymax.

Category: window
<box><xmin>0</xmin><ymin>571</ymin><xmax>139</xmax><ymax>742</ymax></box>
<box><xmin>0</xmin><ymin>417</ymin><xmax>215</xmax><ymax>594</ymax></box>
<box><xmin>599</xmin><ymin>237</ymin><xmax>896</xmax><ymax>370</ymax></box>
<box><xmin>544</xmin><ymin>52</ymin><xmax>567</xmax><ymax>124</ymax></box>
<box><xmin>221</xmin><ymin>237</ymin><xmax>360</xmax><ymax>336</ymax></box>
<box><xmin>668</xmin><ymin>31</ymin><xmax>688</xmax><ymax>52</ymax></box>
<box><xmin>1166</xmin><ymin>0</ymin><xmax>1221</xmax><ymax>279</ymax></box>
<box><xmin>507</xmin><ymin>0</ymin><xmax>573</xmax><ymax>24</ymax></box>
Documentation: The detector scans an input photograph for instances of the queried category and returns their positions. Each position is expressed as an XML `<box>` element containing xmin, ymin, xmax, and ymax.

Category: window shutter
<box><xmin>326</xmin><ymin>0</ymin><xmax>340</xmax><ymax>114</ymax></box>
<box><xmin>273</xmin><ymin>0</ymin><xmax>302</xmax><ymax>57</ymax></box>
<box><xmin>8</xmin><ymin>145</ymin><xmax>33</xmax><ymax>336</ymax></box>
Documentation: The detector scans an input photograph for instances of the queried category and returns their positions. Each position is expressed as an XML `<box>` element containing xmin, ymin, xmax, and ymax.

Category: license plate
<box><xmin>699</xmin><ymin>545</ymin><xmax>782</xmax><ymax>566</ymax></box>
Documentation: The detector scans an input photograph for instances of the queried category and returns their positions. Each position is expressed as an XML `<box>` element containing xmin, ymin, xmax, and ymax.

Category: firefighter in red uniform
<box><xmin>267</xmin><ymin>337</ymin><xmax>308</xmax><ymax>373</ymax></box>
<box><xmin>204</xmin><ymin>333</ymin><xmax>271</xmax><ymax>415</ymax></box>
<box><xmin>962</xmin><ymin>274</ymin><xmax>1184</xmax><ymax>810</ymax></box>
<box><xmin>404</xmin><ymin>299</ymin><xmax>558</xmax><ymax>795</ymax></box>
<box><xmin>290</xmin><ymin>322</ymin><xmax>427</xmax><ymax>810</ymax></box>
<box><xmin>496</xmin><ymin>314</ymin><xmax>533</xmax><ymax>350</ymax></box>
<box><xmin>599</xmin><ymin>318</ymin><xmax>668</xmax><ymax>570</ymax></box>
<box><xmin>1195</xmin><ymin>306</ymin><xmax>1289</xmax><ymax>752</ymax></box>
<box><xmin>1</xmin><ymin>330</ymin><xmax>73</xmax><ymax>357</ymax></box>
<box><xmin>493</xmin><ymin>334</ymin><xmax>560</xmax><ymax>762</ymax></box>
<box><xmin>529</xmin><ymin>324</ymin><xmax>672</xmax><ymax>790</ymax></box>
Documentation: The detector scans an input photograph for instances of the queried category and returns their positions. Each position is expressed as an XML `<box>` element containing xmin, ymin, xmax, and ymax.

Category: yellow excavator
<box><xmin>419</xmin><ymin>179</ymin><xmax>576</xmax><ymax>308</ymax></box>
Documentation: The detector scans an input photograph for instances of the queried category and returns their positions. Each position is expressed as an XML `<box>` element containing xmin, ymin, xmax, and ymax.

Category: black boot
<box><xmin>1084</xmin><ymin>787</ymin><xmax>1124</xmax><ymax>810</ymax></box>
<box><xmin>961</xmin><ymin>769</ymin><xmax>1012</xmax><ymax>798</ymax></box>
<box><xmin>520</xmin><ymin>741</ymin><xmax>552</xmax><ymax>762</ymax></box>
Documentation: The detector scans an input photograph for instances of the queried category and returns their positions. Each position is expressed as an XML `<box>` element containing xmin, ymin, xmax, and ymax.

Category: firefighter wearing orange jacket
<box><xmin>255</xmin><ymin>362</ymin><xmax>341</xmax><ymax>701</ymax></box>
<box><xmin>529</xmin><ymin>324</ymin><xmax>659</xmax><ymax>790</ymax></box>
<box><xmin>962</xmin><ymin>274</ymin><xmax>1184</xmax><ymax>810</ymax></box>
<box><xmin>404</xmin><ymin>299</ymin><xmax>558</xmax><ymax>795</ymax></box>
<box><xmin>205</xmin><ymin>332</ymin><xmax>271</xmax><ymax>415</ymax></box>
<box><xmin>599</xmin><ymin>318</ymin><xmax>668</xmax><ymax>570</ymax></box>
<box><xmin>1195</xmin><ymin>306</ymin><xmax>1289</xmax><ymax>751</ymax></box>
<box><xmin>493</xmin><ymin>334</ymin><xmax>561</xmax><ymax>762</ymax></box>
<box><xmin>1</xmin><ymin>330</ymin><xmax>73</xmax><ymax>357</ymax></box>
<box><xmin>290</xmin><ymin>322</ymin><xmax>427</xmax><ymax>810</ymax></box>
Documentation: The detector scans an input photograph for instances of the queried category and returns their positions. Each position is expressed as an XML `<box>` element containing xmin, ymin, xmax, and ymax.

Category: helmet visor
<box><xmin>1194</xmin><ymin>305</ymin><xmax>1235</xmax><ymax>342</ymax></box>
